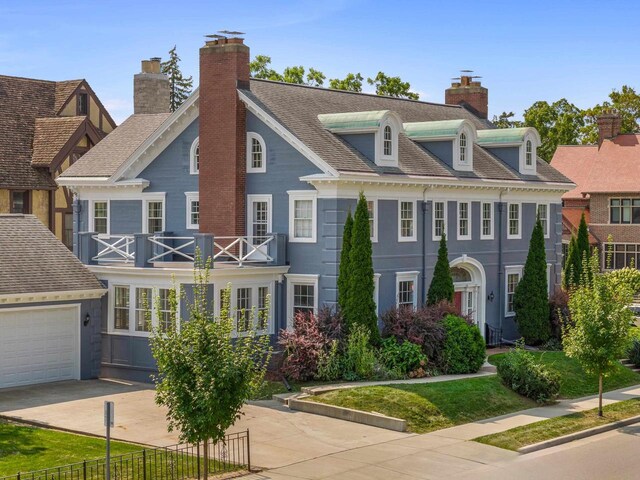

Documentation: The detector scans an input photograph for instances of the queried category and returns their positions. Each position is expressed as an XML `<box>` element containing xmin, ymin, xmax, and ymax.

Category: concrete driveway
<box><xmin>0</xmin><ymin>379</ymin><xmax>407</xmax><ymax>469</ymax></box>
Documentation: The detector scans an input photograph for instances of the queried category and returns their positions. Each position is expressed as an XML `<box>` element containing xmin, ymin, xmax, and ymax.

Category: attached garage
<box><xmin>0</xmin><ymin>214</ymin><xmax>106</xmax><ymax>389</ymax></box>
<box><xmin>0</xmin><ymin>305</ymin><xmax>80</xmax><ymax>389</ymax></box>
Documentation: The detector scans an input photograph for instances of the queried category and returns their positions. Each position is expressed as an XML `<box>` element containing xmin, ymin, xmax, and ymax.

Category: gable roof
<box><xmin>60</xmin><ymin>113</ymin><xmax>171</xmax><ymax>178</ymax></box>
<box><xmin>31</xmin><ymin>116</ymin><xmax>88</xmax><ymax>167</ymax></box>
<box><xmin>0</xmin><ymin>75</ymin><xmax>94</xmax><ymax>189</ymax></box>
<box><xmin>243</xmin><ymin>80</ymin><xmax>571</xmax><ymax>184</ymax></box>
<box><xmin>0</xmin><ymin>214</ymin><xmax>104</xmax><ymax>296</ymax></box>
<box><xmin>551</xmin><ymin>135</ymin><xmax>640</xmax><ymax>199</ymax></box>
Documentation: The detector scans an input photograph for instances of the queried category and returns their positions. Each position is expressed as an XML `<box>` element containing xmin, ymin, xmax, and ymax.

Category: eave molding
<box><xmin>0</xmin><ymin>288</ymin><xmax>106</xmax><ymax>305</ymax></box>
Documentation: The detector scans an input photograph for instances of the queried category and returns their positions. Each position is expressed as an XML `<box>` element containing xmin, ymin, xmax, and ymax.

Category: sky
<box><xmin>1</xmin><ymin>0</ymin><xmax>638</xmax><ymax>124</ymax></box>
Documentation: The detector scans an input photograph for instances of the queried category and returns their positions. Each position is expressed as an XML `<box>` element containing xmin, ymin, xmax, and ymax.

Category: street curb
<box><xmin>518</xmin><ymin>414</ymin><xmax>640</xmax><ymax>454</ymax></box>
<box><xmin>287</xmin><ymin>397</ymin><xmax>407</xmax><ymax>432</ymax></box>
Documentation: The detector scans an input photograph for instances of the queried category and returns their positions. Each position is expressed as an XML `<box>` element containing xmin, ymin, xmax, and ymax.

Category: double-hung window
<box><xmin>157</xmin><ymin>288</ymin><xmax>173</xmax><ymax>332</ymax></box>
<box><xmin>367</xmin><ymin>199</ymin><xmax>378</xmax><ymax>242</ymax></box>
<box><xmin>610</xmin><ymin>198</ymin><xmax>640</xmax><ymax>224</ymax></box>
<box><xmin>537</xmin><ymin>203</ymin><xmax>549</xmax><ymax>238</ymax></box>
<box><xmin>247</xmin><ymin>195</ymin><xmax>272</xmax><ymax>246</ymax></box>
<box><xmin>399</xmin><ymin>200</ymin><xmax>416</xmax><ymax>241</ymax></box>
<box><xmin>286</xmin><ymin>274</ymin><xmax>318</xmax><ymax>328</ymax></box>
<box><xmin>383</xmin><ymin>125</ymin><xmax>393</xmax><ymax>156</ymax></box>
<box><xmin>508</xmin><ymin>203</ymin><xmax>521</xmax><ymax>239</ymax></box>
<box><xmin>458</xmin><ymin>202</ymin><xmax>471</xmax><ymax>240</ymax></box>
<box><xmin>505</xmin><ymin>266</ymin><xmax>523</xmax><ymax>315</ymax></box>
<box><xmin>145</xmin><ymin>200</ymin><xmax>164</xmax><ymax>234</ymax></box>
<box><xmin>135</xmin><ymin>287</ymin><xmax>152</xmax><ymax>332</ymax></box>
<box><xmin>92</xmin><ymin>201</ymin><xmax>108</xmax><ymax>235</ymax></box>
<box><xmin>481</xmin><ymin>202</ymin><xmax>493</xmax><ymax>239</ymax></box>
<box><xmin>433</xmin><ymin>201</ymin><xmax>446</xmax><ymax>240</ymax></box>
<box><xmin>113</xmin><ymin>285</ymin><xmax>130</xmax><ymax>330</ymax></box>
<box><xmin>185</xmin><ymin>192</ymin><xmax>199</xmax><ymax>229</ymax></box>
<box><xmin>288</xmin><ymin>191</ymin><xmax>317</xmax><ymax>243</ymax></box>
<box><xmin>112</xmin><ymin>285</ymin><xmax>177</xmax><ymax>335</ymax></box>
<box><xmin>235</xmin><ymin>287</ymin><xmax>252</xmax><ymax>333</ymax></box>
<box><xmin>396</xmin><ymin>271</ymin><xmax>419</xmax><ymax>310</ymax></box>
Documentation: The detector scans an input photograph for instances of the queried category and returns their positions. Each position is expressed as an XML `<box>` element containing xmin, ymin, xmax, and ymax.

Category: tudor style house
<box><xmin>59</xmin><ymin>36</ymin><xmax>573</xmax><ymax>382</ymax></box>
<box><xmin>0</xmin><ymin>74</ymin><xmax>116</xmax><ymax>247</ymax></box>
<box><xmin>552</xmin><ymin>113</ymin><xmax>640</xmax><ymax>270</ymax></box>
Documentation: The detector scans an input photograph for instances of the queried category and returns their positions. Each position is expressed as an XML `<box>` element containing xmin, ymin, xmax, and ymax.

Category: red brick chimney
<box><xmin>445</xmin><ymin>75</ymin><xmax>488</xmax><ymax>119</ymax></box>
<box><xmin>199</xmin><ymin>36</ymin><xmax>250</xmax><ymax>236</ymax></box>
<box><xmin>597</xmin><ymin>111</ymin><xmax>622</xmax><ymax>146</ymax></box>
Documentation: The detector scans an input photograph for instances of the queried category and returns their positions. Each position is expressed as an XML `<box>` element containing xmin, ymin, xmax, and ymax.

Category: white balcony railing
<box><xmin>213</xmin><ymin>236</ymin><xmax>274</xmax><ymax>267</ymax></box>
<box><xmin>148</xmin><ymin>236</ymin><xmax>196</xmax><ymax>263</ymax></box>
<box><xmin>92</xmin><ymin>235</ymin><xmax>135</xmax><ymax>263</ymax></box>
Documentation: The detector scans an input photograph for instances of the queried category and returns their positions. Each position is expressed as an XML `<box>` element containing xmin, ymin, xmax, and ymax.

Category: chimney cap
<box><xmin>150</xmin><ymin>57</ymin><xmax>162</xmax><ymax>62</ymax></box>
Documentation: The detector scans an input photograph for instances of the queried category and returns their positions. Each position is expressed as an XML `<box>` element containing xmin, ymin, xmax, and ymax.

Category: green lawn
<box><xmin>0</xmin><ymin>421</ymin><xmax>140</xmax><ymax>475</ymax></box>
<box><xmin>475</xmin><ymin>397</ymin><xmax>640</xmax><ymax>451</ymax></box>
<box><xmin>488</xmin><ymin>351</ymin><xmax>640</xmax><ymax>398</ymax></box>
<box><xmin>308</xmin><ymin>376</ymin><xmax>536</xmax><ymax>434</ymax></box>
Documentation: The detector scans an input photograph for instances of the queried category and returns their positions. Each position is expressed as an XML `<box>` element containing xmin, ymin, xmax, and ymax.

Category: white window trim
<box><xmin>432</xmin><ymin>200</ymin><xmax>448</xmax><ymax>241</ymax></box>
<box><xmin>246</xmin><ymin>132</ymin><xmax>267</xmax><ymax>173</ymax></box>
<box><xmin>285</xmin><ymin>273</ymin><xmax>319</xmax><ymax>329</ymax></box>
<box><xmin>519</xmin><ymin>133</ymin><xmax>538</xmax><ymax>175</ymax></box>
<box><xmin>398</xmin><ymin>199</ymin><xmax>417</xmax><ymax>242</ymax></box>
<box><xmin>504</xmin><ymin>265</ymin><xmax>523</xmax><ymax>316</ymax></box>
<box><xmin>374</xmin><ymin>273</ymin><xmax>381</xmax><ymax>316</ymax></box>
<box><xmin>185</xmin><ymin>192</ymin><xmax>199</xmax><ymax>230</ymax></box>
<box><xmin>142</xmin><ymin>194</ymin><xmax>166</xmax><ymax>234</ymax></box>
<box><xmin>368</xmin><ymin>198</ymin><xmax>378</xmax><ymax>243</ymax></box>
<box><xmin>537</xmin><ymin>203</ymin><xmax>550</xmax><ymax>239</ymax></box>
<box><xmin>481</xmin><ymin>201</ymin><xmax>494</xmax><ymax>240</ymax></box>
<box><xmin>396</xmin><ymin>271</ymin><xmax>419</xmax><ymax>310</ymax></box>
<box><xmin>109</xmin><ymin>283</ymin><xmax>180</xmax><ymax>337</ymax></box>
<box><xmin>189</xmin><ymin>137</ymin><xmax>199</xmax><ymax>175</ymax></box>
<box><xmin>288</xmin><ymin>190</ymin><xmax>318</xmax><ymax>243</ymax></box>
<box><xmin>374</xmin><ymin>115</ymin><xmax>400</xmax><ymax>167</ymax></box>
<box><xmin>507</xmin><ymin>202</ymin><xmax>522</xmax><ymax>240</ymax></box>
<box><xmin>453</xmin><ymin>126</ymin><xmax>474</xmax><ymax>172</ymax></box>
<box><xmin>247</xmin><ymin>194</ymin><xmax>273</xmax><ymax>238</ymax></box>
<box><xmin>457</xmin><ymin>201</ymin><xmax>472</xmax><ymax>241</ymax></box>
<box><xmin>89</xmin><ymin>199</ymin><xmax>110</xmax><ymax>236</ymax></box>
<box><xmin>214</xmin><ymin>281</ymin><xmax>275</xmax><ymax>336</ymax></box>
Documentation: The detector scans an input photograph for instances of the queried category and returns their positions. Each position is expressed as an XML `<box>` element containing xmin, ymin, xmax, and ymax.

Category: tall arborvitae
<box><xmin>563</xmin><ymin>235</ymin><xmax>579</xmax><ymax>290</ymax></box>
<box><xmin>337</xmin><ymin>210</ymin><xmax>353</xmax><ymax>312</ymax></box>
<box><xmin>576</xmin><ymin>213</ymin><xmax>591</xmax><ymax>284</ymax></box>
<box><xmin>161</xmin><ymin>46</ymin><xmax>194</xmax><ymax>112</ymax></box>
<box><xmin>427</xmin><ymin>234</ymin><xmax>454</xmax><ymax>305</ymax></box>
<box><xmin>513</xmin><ymin>219</ymin><xmax>551</xmax><ymax>344</ymax></box>
<box><xmin>346</xmin><ymin>192</ymin><xmax>379</xmax><ymax>344</ymax></box>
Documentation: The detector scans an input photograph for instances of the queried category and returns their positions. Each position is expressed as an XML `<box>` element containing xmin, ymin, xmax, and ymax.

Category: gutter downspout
<box><xmin>422</xmin><ymin>186</ymin><xmax>431</xmax><ymax>305</ymax></box>
<box><xmin>498</xmin><ymin>189</ymin><xmax>507</xmax><ymax>339</ymax></box>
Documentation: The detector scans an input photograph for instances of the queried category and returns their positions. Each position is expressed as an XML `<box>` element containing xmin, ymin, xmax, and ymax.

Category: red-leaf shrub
<box><xmin>549</xmin><ymin>288</ymin><xmax>571</xmax><ymax>339</ymax></box>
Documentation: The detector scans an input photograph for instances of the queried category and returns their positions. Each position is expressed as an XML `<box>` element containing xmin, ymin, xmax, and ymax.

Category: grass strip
<box><xmin>474</xmin><ymin>397</ymin><xmax>640</xmax><ymax>451</ymax></box>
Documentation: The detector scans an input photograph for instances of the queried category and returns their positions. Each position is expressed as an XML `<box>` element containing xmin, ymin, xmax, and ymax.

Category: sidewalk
<box><xmin>245</xmin><ymin>384</ymin><xmax>640</xmax><ymax>479</ymax></box>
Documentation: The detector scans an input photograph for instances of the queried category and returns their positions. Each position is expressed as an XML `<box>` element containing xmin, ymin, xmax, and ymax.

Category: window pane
<box><xmin>400</xmin><ymin>201</ymin><xmax>414</xmax><ymax>238</ymax></box>
<box><xmin>611</xmin><ymin>206</ymin><xmax>620</xmax><ymax>223</ymax></box>
<box><xmin>135</xmin><ymin>287</ymin><xmax>152</xmax><ymax>332</ymax></box>
<box><xmin>537</xmin><ymin>204</ymin><xmax>548</xmax><ymax>236</ymax></box>
<box><xmin>434</xmin><ymin>201</ymin><xmax>445</xmax><ymax>238</ymax></box>
<box><xmin>398</xmin><ymin>280</ymin><xmax>414</xmax><ymax>308</ymax></box>
<box><xmin>507</xmin><ymin>273</ymin><xmax>520</xmax><ymax>313</ymax></box>
<box><xmin>236</xmin><ymin>287</ymin><xmax>252</xmax><ymax>332</ymax></box>
<box><xmin>252</xmin><ymin>201</ymin><xmax>269</xmax><ymax>244</ymax></box>
<box><xmin>258</xmin><ymin>286</ymin><xmax>269</xmax><ymax>330</ymax></box>
<box><xmin>147</xmin><ymin>201</ymin><xmax>163</xmax><ymax>233</ymax></box>
<box><xmin>383</xmin><ymin>126</ymin><xmax>392</xmax><ymax>156</ymax></box>
<box><xmin>293</xmin><ymin>284</ymin><xmax>314</xmax><ymax>315</ymax></box>
<box><xmin>114</xmin><ymin>286</ymin><xmax>130</xmax><ymax>330</ymax></box>
<box><xmin>94</xmin><ymin>202</ymin><xmax>108</xmax><ymax>234</ymax></box>
<box><xmin>367</xmin><ymin>201</ymin><xmax>375</xmax><ymax>238</ymax></box>
<box><xmin>252</xmin><ymin>138</ymin><xmax>263</xmax><ymax>169</ymax></box>
<box><xmin>459</xmin><ymin>202</ymin><xmax>469</xmax><ymax>237</ymax></box>
<box><xmin>509</xmin><ymin>204</ymin><xmax>519</xmax><ymax>236</ymax></box>
<box><xmin>194</xmin><ymin>145</ymin><xmax>199</xmax><ymax>171</ymax></box>
<box><xmin>482</xmin><ymin>202</ymin><xmax>492</xmax><ymax>236</ymax></box>
<box><xmin>294</xmin><ymin>199</ymin><xmax>313</xmax><ymax>238</ymax></box>
<box><xmin>459</xmin><ymin>133</ymin><xmax>467</xmax><ymax>163</ymax></box>
<box><xmin>158</xmin><ymin>288</ymin><xmax>172</xmax><ymax>332</ymax></box>
<box><xmin>190</xmin><ymin>200</ymin><xmax>199</xmax><ymax>226</ymax></box>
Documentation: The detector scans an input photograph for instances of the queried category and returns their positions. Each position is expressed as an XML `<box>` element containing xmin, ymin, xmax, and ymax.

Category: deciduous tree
<box><xmin>582</xmin><ymin>86</ymin><xmax>640</xmax><ymax>143</ymax></box>
<box><xmin>492</xmin><ymin>111</ymin><xmax>523</xmax><ymax>129</ymax></box>
<box><xmin>329</xmin><ymin>73</ymin><xmax>364</xmax><ymax>92</ymax></box>
<box><xmin>367</xmin><ymin>71</ymin><xmax>419</xmax><ymax>100</ymax></box>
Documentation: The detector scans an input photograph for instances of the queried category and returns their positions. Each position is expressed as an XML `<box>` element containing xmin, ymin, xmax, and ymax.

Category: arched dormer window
<box><xmin>246</xmin><ymin>132</ymin><xmax>266</xmax><ymax>173</ymax></box>
<box><xmin>383</xmin><ymin>125</ymin><xmax>393</xmax><ymax>156</ymax></box>
<box><xmin>459</xmin><ymin>132</ymin><xmax>467</xmax><ymax>163</ymax></box>
<box><xmin>525</xmin><ymin>139</ymin><xmax>533</xmax><ymax>167</ymax></box>
<box><xmin>190</xmin><ymin>137</ymin><xmax>199</xmax><ymax>174</ymax></box>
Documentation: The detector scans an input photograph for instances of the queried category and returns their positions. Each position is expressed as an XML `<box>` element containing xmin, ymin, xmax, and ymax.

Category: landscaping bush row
<box><xmin>279</xmin><ymin>303</ymin><xmax>486</xmax><ymax>382</ymax></box>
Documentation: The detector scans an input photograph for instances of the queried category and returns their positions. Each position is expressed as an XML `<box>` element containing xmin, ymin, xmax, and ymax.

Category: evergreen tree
<box><xmin>563</xmin><ymin>235</ymin><xmax>580</xmax><ymax>289</ymax></box>
<box><xmin>513</xmin><ymin>219</ymin><xmax>551</xmax><ymax>344</ymax></box>
<box><xmin>337</xmin><ymin>210</ymin><xmax>353</xmax><ymax>312</ymax></box>
<box><xmin>427</xmin><ymin>234</ymin><xmax>454</xmax><ymax>305</ymax></box>
<box><xmin>576</xmin><ymin>213</ymin><xmax>591</xmax><ymax>283</ymax></box>
<box><xmin>346</xmin><ymin>193</ymin><xmax>379</xmax><ymax>344</ymax></box>
<box><xmin>161</xmin><ymin>46</ymin><xmax>194</xmax><ymax>112</ymax></box>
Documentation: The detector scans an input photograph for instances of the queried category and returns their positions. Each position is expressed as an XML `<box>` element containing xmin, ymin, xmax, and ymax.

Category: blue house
<box><xmin>59</xmin><ymin>37</ymin><xmax>573</xmax><ymax>382</ymax></box>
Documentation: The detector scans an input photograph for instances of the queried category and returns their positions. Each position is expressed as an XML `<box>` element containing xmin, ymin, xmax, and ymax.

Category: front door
<box><xmin>454</xmin><ymin>291</ymin><xmax>463</xmax><ymax>315</ymax></box>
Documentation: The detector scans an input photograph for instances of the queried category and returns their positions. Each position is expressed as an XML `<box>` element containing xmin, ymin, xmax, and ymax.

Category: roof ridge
<box><xmin>249</xmin><ymin>78</ymin><xmax>466</xmax><ymax>109</ymax></box>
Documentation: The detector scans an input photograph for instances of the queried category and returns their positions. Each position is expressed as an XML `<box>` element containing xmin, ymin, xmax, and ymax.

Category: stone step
<box><xmin>621</xmin><ymin>358</ymin><xmax>634</xmax><ymax>365</ymax></box>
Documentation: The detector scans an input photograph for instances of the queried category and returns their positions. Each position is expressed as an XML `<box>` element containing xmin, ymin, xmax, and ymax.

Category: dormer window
<box><xmin>459</xmin><ymin>132</ymin><xmax>467</xmax><ymax>163</ymax></box>
<box><xmin>190</xmin><ymin>137</ymin><xmax>199</xmax><ymax>174</ymax></box>
<box><xmin>453</xmin><ymin>125</ymin><xmax>475</xmax><ymax>171</ymax></box>
<box><xmin>476</xmin><ymin>127</ymin><xmax>540</xmax><ymax>175</ymax></box>
<box><xmin>525</xmin><ymin>140</ymin><xmax>533</xmax><ymax>167</ymax></box>
<box><xmin>521</xmin><ymin>132</ymin><xmax>539</xmax><ymax>174</ymax></box>
<box><xmin>383</xmin><ymin>125</ymin><xmax>392</xmax><ymax>156</ymax></box>
<box><xmin>246</xmin><ymin>132</ymin><xmax>266</xmax><ymax>173</ymax></box>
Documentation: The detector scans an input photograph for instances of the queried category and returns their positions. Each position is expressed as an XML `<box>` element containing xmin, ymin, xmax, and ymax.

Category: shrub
<box><xmin>549</xmin><ymin>288</ymin><xmax>571</xmax><ymax>340</ymax></box>
<box><xmin>628</xmin><ymin>339</ymin><xmax>640</xmax><ymax>367</ymax></box>
<box><xmin>607</xmin><ymin>267</ymin><xmax>640</xmax><ymax>295</ymax></box>
<box><xmin>279</xmin><ymin>311</ymin><xmax>326</xmax><ymax>381</ymax></box>
<box><xmin>497</xmin><ymin>345</ymin><xmax>561</xmax><ymax>403</ymax></box>
<box><xmin>441</xmin><ymin>315</ymin><xmax>486</xmax><ymax>374</ymax></box>
<box><xmin>379</xmin><ymin>337</ymin><xmax>427</xmax><ymax>376</ymax></box>
<box><xmin>317</xmin><ymin>306</ymin><xmax>346</xmax><ymax>343</ymax></box>
<box><xmin>381</xmin><ymin>302</ymin><xmax>453</xmax><ymax>365</ymax></box>
<box><xmin>316</xmin><ymin>340</ymin><xmax>343</xmax><ymax>381</ymax></box>
<box><xmin>343</xmin><ymin>324</ymin><xmax>376</xmax><ymax>380</ymax></box>
<box><xmin>542</xmin><ymin>337</ymin><xmax>563</xmax><ymax>351</ymax></box>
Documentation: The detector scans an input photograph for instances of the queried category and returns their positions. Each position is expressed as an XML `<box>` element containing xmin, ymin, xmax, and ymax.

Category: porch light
<box><xmin>84</xmin><ymin>313</ymin><xmax>91</xmax><ymax>326</ymax></box>
<box><xmin>487</xmin><ymin>291</ymin><xmax>495</xmax><ymax>302</ymax></box>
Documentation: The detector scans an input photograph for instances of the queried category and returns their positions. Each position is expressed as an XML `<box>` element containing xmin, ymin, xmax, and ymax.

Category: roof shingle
<box><xmin>0</xmin><ymin>214</ymin><xmax>103</xmax><ymax>296</ymax></box>
<box><xmin>31</xmin><ymin>116</ymin><xmax>87</xmax><ymax>167</ymax></box>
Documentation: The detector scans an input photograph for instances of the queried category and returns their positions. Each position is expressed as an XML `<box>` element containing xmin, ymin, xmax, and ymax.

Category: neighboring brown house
<box><xmin>551</xmin><ymin>113</ymin><xmax>640</xmax><ymax>269</ymax></box>
<box><xmin>0</xmin><ymin>75</ymin><xmax>116</xmax><ymax>247</ymax></box>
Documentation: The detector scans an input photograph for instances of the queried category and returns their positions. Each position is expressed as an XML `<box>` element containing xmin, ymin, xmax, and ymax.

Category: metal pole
<box><xmin>106</xmin><ymin>417</ymin><xmax>110</xmax><ymax>480</ymax></box>
<box><xmin>246</xmin><ymin>429</ymin><xmax>251</xmax><ymax>472</ymax></box>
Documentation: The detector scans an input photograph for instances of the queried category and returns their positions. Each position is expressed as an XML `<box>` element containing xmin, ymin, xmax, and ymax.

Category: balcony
<box><xmin>77</xmin><ymin>232</ymin><xmax>287</xmax><ymax>268</ymax></box>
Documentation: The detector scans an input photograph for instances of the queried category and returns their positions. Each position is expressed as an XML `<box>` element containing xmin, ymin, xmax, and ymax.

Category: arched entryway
<box><xmin>450</xmin><ymin>255</ymin><xmax>486</xmax><ymax>338</ymax></box>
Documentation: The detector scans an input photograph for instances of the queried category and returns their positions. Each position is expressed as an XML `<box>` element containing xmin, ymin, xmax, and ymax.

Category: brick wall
<box><xmin>445</xmin><ymin>85</ymin><xmax>488</xmax><ymax>119</ymax></box>
<box><xmin>589</xmin><ymin>193</ymin><xmax>640</xmax><ymax>243</ymax></box>
<box><xmin>198</xmin><ymin>39</ymin><xmax>249</xmax><ymax>236</ymax></box>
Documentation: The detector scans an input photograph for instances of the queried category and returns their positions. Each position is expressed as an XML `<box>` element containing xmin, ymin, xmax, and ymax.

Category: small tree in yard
<box><xmin>150</xmin><ymin>254</ymin><xmax>271</xmax><ymax>477</ymax></box>
<box><xmin>337</xmin><ymin>209</ymin><xmax>353</xmax><ymax>312</ymax></box>
<box><xmin>576</xmin><ymin>213</ymin><xmax>591</xmax><ymax>283</ymax></box>
<box><xmin>563</xmin><ymin>235</ymin><xmax>579</xmax><ymax>290</ymax></box>
<box><xmin>514</xmin><ymin>219</ymin><xmax>550</xmax><ymax>344</ymax></box>
<box><xmin>427</xmin><ymin>234</ymin><xmax>454</xmax><ymax>305</ymax></box>
<box><xmin>564</xmin><ymin>251</ymin><xmax>634</xmax><ymax>416</ymax></box>
<box><xmin>345</xmin><ymin>192</ymin><xmax>379</xmax><ymax>344</ymax></box>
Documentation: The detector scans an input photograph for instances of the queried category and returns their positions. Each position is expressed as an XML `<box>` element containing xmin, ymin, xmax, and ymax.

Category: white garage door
<box><xmin>0</xmin><ymin>305</ymin><xmax>80</xmax><ymax>389</ymax></box>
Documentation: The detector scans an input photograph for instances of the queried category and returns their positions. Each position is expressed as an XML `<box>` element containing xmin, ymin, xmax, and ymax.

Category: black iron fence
<box><xmin>485</xmin><ymin>323</ymin><xmax>503</xmax><ymax>348</ymax></box>
<box><xmin>0</xmin><ymin>430</ymin><xmax>249</xmax><ymax>480</ymax></box>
